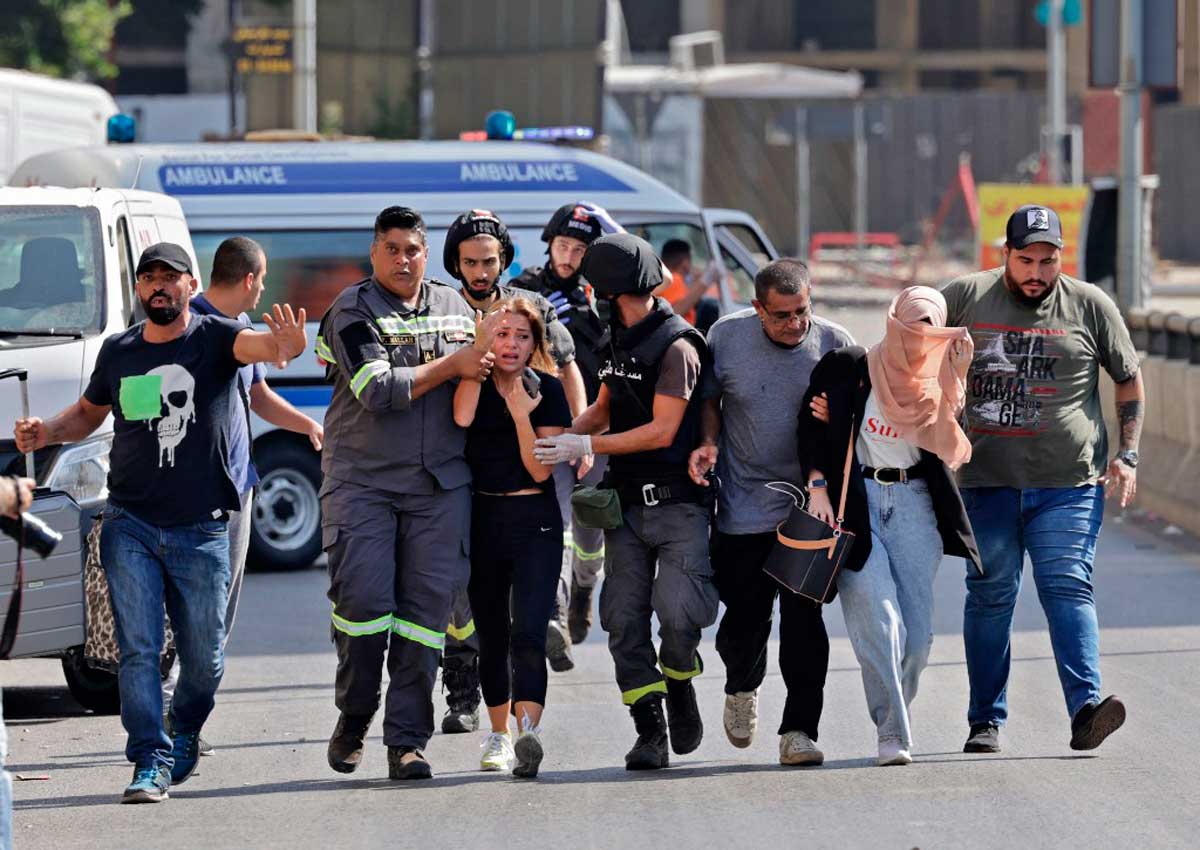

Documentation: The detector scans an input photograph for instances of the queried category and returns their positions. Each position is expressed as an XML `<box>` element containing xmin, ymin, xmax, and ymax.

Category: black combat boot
<box><xmin>440</xmin><ymin>657</ymin><xmax>481</xmax><ymax>734</ymax></box>
<box><xmin>665</xmin><ymin>678</ymin><xmax>703</xmax><ymax>755</ymax></box>
<box><xmin>327</xmin><ymin>712</ymin><xmax>374</xmax><ymax>773</ymax></box>
<box><xmin>625</xmin><ymin>693</ymin><xmax>669</xmax><ymax>771</ymax></box>
<box><xmin>568</xmin><ymin>578</ymin><xmax>594</xmax><ymax>645</ymax></box>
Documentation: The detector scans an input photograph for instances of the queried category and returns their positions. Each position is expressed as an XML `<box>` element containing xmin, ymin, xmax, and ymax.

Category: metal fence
<box><xmin>701</xmin><ymin>91</ymin><xmax>1054</xmax><ymax>256</ymax></box>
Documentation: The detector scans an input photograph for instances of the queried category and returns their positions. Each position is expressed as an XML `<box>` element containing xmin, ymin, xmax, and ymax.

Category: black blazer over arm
<box><xmin>797</xmin><ymin>346</ymin><xmax>982</xmax><ymax>574</ymax></box>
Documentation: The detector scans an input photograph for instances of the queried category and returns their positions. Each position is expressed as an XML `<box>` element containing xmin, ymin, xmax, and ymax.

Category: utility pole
<box><xmin>417</xmin><ymin>0</ymin><xmax>435</xmax><ymax>140</ymax></box>
<box><xmin>1046</xmin><ymin>0</ymin><xmax>1067</xmax><ymax>183</ymax></box>
<box><xmin>793</xmin><ymin>106</ymin><xmax>810</xmax><ymax>262</ymax></box>
<box><xmin>1117</xmin><ymin>0</ymin><xmax>1145</xmax><ymax>310</ymax></box>
<box><xmin>228</xmin><ymin>0</ymin><xmax>238</xmax><ymax>135</ymax></box>
<box><xmin>293</xmin><ymin>0</ymin><xmax>317</xmax><ymax>133</ymax></box>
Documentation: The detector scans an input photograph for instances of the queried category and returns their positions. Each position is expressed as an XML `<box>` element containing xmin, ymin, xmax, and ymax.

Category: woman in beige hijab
<box><xmin>798</xmin><ymin>286</ymin><xmax>981</xmax><ymax>766</ymax></box>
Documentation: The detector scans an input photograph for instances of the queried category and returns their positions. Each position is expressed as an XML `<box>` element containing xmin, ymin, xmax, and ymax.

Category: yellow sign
<box><xmin>976</xmin><ymin>184</ymin><xmax>1091</xmax><ymax>277</ymax></box>
<box><xmin>232</xmin><ymin>25</ymin><xmax>294</xmax><ymax>75</ymax></box>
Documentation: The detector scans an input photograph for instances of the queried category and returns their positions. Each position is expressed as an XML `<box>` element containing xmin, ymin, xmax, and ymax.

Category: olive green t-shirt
<box><xmin>942</xmin><ymin>268</ymin><xmax>1140</xmax><ymax>489</ymax></box>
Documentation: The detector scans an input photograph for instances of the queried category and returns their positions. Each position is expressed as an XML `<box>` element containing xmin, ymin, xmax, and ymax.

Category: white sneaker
<box><xmin>779</xmin><ymin>730</ymin><xmax>824</xmax><ymax>766</ymax></box>
<box><xmin>877</xmin><ymin>740</ymin><xmax>913</xmax><ymax>766</ymax></box>
<box><xmin>479</xmin><ymin>731</ymin><xmax>514</xmax><ymax>772</ymax></box>
<box><xmin>723</xmin><ymin>690</ymin><xmax>759</xmax><ymax>749</ymax></box>
<box><xmin>513</xmin><ymin>728</ymin><xmax>544</xmax><ymax>779</ymax></box>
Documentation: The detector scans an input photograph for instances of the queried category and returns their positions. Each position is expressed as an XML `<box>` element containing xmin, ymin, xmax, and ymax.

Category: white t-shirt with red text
<box><xmin>856</xmin><ymin>389</ymin><xmax>921</xmax><ymax>470</ymax></box>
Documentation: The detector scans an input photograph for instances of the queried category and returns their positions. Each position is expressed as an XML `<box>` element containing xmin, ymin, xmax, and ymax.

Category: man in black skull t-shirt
<box><xmin>13</xmin><ymin>242</ymin><xmax>307</xmax><ymax>804</ymax></box>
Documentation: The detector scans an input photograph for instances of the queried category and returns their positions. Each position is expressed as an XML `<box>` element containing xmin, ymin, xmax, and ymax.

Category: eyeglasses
<box><xmin>765</xmin><ymin>307</ymin><xmax>811</xmax><ymax>324</ymax></box>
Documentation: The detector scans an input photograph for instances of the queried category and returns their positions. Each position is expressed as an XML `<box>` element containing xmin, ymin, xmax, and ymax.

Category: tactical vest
<box><xmin>602</xmin><ymin>301</ymin><xmax>709</xmax><ymax>487</ymax></box>
<box><xmin>514</xmin><ymin>266</ymin><xmax>607</xmax><ymax>402</ymax></box>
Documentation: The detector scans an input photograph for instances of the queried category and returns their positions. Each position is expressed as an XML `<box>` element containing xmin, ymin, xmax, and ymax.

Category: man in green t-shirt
<box><xmin>942</xmin><ymin>204</ymin><xmax>1144</xmax><ymax>755</ymax></box>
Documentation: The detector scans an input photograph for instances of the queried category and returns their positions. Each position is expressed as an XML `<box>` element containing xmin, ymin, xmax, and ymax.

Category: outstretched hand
<box><xmin>262</xmin><ymin>303</ymin><xmax>308</xmax><ymax>368</ymax></box>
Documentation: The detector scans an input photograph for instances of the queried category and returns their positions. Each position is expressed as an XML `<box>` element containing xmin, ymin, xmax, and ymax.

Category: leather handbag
<box><xmin>761</xmin><ymin>418</ymin><xmax>857</xmax><ymax>604</ymax></box>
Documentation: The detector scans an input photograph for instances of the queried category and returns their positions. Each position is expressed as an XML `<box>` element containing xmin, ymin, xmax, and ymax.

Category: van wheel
<box><xmin>61</xmin><ymin>648</ymin><xmax>120</xmax><ymax>714</ymax></box>
<box><xmin>249</xmin><ymin>439</ymin><xmax>322</xmax><ymax>571</ymax></box>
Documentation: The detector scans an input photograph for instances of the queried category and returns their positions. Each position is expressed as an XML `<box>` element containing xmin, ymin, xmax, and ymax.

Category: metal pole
<box><xmin>1047</xmin><ymin>0</ymin><xmax>1067</xmax><ymax>184</ymax></box>
<box><xmin>1117</xmin><ymin>0</ymin><xmax>1145</xmax><ymax>311</ymax></box>
<box><xmin>417</xmin><ymin>0</ymin><xmax>435</xmax><ymax>139</ymax></box>
<box><xmin>853</xmin><ymin>101</ymin><xmax>868</xmax><ymax>262</ymax></box>
<box><xmin>794</xmin><ymin>106</ymin><xmax>810</xmax><ymax>261</ymax></box>
<box><xmin>228</xmin><ymin>0</ymin><xmax>238</xmax><ymax>135</ymax></box>
<box><xmin>293</xmin><ymin>0</ymin><xmax>317</xmax><ymax>133</ymax></box>
<box><xmin>18</xmin><ymin>375</ymin><xmax>33</xmax><ymax>479</ymax></box>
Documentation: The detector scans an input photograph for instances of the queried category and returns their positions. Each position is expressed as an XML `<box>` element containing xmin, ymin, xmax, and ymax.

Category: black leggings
<box><xmin>468</xmin><ymin>491</ymin><xmax>563</xmax><ymax>708</ymax></box>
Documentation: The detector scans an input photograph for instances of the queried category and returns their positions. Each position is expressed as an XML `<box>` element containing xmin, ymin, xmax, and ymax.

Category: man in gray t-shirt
<box><xmin>688</xmin><ymin>259</ymin><xmax>853</xmax><ymax>766</ymax></box>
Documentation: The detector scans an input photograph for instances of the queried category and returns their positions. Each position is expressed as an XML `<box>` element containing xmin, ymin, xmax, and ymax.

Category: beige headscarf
<box><xmin>866</xmin><ymin>286</ymin><xmax>974</xmax><ymax>469</ymax></box>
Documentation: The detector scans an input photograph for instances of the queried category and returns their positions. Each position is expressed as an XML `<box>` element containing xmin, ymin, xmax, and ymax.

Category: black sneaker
<box><xmin>388</xmin><ymin>746</ymin><xmax>432</xmax><ymax>780</ymax></box>
<box><xmin>625</xmin><ymin>694</ymin><xmax>669</xmax><ymax>771</ymax></box>
<box><xmin>963</xmin><ymin>722</ymin><xmax>1001</xmax><ymax>753</ymax></box>
<box><xmin>328</xmin><ymin>712</ymin><xmax>374</xmax><ymax>774</ymax></box>
<box><xmin>546</xmin><ymin>619</ymin><xmax>575</xmax><ymax>672</ymax></box>
<box><xmin>665</xmin><ymin>679</ymin><xmax>703</xmax><ymax>755</ymax></box>
<box><xmin>168</xmin><ymin>730</ymin><xmax>202</xmax><ymax>785</ymax></box>
<box><xmin>1070</xmin><ymin>695</ymin><xmax>1126</xmax><ymax>751</ymax></box>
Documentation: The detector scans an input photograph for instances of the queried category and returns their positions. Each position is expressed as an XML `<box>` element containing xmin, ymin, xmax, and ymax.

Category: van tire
<box><xmin>61</xmin><ymin>648</ymin><xmax>120</xmax><ymax>714</ymax></box>
<box><xmin>249</xmin><ymin>438</ymin><xmax>323</xmax><ymax>571</ymax></box>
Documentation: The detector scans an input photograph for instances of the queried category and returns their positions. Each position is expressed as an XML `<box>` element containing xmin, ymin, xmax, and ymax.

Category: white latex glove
<box><xmin>533</xmin><ymin>433</ymin><xmax>593</xmax><ymax>465</ymax></box>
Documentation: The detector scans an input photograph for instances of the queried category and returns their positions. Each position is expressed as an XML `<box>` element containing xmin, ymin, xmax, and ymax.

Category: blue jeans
<box><xmin>962</xmin><ymin>485</ymin><xmax>1104</xmax><ymax>726</ymax></box>
<box><xmin>838</xmin><ymin>479</ymin><xmax>943</xmax><ymax>748</ymax></box>
<box><xmin>100</xmin><ymin>506</ymin><xmax>231</xmax><ymax>771</ymax></box>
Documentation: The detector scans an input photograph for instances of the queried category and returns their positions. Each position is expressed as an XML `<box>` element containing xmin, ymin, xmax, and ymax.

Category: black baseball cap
<box><xmin>1005</xmin><ymin>204</ymin><xmax>1064</xmax><ymax>249</ymax></box>
<box><xmin>136</xmin><ymin>242</ymin><xmax>193</xmax><ymax>276</ymax></box>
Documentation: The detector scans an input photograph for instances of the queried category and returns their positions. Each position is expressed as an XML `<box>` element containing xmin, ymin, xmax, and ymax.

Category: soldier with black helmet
<box><xmin>512</xmin><ymin>202</ymin><xmax>612</xmax><ymax>656</ymax></box>
<box><xmin>534</xmin><ymin>233</ymin><xmax>718</xmax><ymax>771</ymax></box>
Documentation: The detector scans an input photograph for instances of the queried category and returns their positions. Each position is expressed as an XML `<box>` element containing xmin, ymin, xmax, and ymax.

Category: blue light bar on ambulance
<box><xmin>513</xmin><ymin>126</ymin><xmax>594</xmax><ymax>141</ymax></box>
<box><xmin>458</xmin><ymin>125</ymin><xmax>595</xmax><ymax>142</ymax></box>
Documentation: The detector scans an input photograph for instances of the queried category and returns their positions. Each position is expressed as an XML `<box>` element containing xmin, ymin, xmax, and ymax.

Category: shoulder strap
<box><xmin>835</xmin><ymin>415</ymin><xmax>855</xmax><ymax>528</ymax></box>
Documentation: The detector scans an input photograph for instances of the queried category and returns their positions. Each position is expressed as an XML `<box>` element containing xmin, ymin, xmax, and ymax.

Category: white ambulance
<box><xmin>11</xmin><ymin>141</ymin><xmax>778</xmax><ymax>570</ymax></box>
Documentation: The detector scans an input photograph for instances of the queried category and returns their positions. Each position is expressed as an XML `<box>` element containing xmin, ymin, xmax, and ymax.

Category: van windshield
<box><xmin>0</xmin><ymin>206</ymin><xmax>104</xmax><ymax>336</ymax></box>
<box><xmin>193</xmin><ymin>221</ymin><xmax>715</xmax><ymax>323</ymax></box>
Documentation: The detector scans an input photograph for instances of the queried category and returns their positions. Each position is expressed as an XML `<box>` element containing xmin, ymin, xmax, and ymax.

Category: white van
<box><xmin>11</xmin><ymin>141</ymin><xmax>778</xmax><ymax>569</ymax></box>
<box><xmin>0</xmin><ymin>186</ymin><xmax>199</xmax><ymax>711</ymax></box>
<box><xmin>0</xmin><ymin>69</ymin><xmax>120</xmax><ymax>185</ymax></box>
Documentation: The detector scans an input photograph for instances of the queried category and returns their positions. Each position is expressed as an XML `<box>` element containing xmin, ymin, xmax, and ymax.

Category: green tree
<box><xmin>0</xmin><ymin>0</ymin><xmax>133</xmax><ymax>80</ymax></box>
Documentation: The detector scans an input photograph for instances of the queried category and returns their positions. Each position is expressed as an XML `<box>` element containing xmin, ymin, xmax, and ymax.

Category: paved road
<box><xmin>5</xmin><ymin>299</ymin><xmax>1198</xmax><ymax>848</ymax></box>
<box><xmin>6</xmin><ymin>509</ymin><xmax>1198</xmax><ymax>849</ymax></box>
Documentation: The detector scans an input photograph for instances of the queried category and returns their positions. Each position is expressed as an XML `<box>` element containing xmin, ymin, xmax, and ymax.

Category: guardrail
<box><xmin>1103</xmin><ymin>309</ymin><xmax>1200</xmax><ymax>534</ymax></box>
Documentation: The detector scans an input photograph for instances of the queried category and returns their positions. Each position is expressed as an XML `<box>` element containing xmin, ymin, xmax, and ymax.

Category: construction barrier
<box><xmin>1106</xmin><ymin>310</ymin><xmax>1200</xmax><ymax>534</ymax></box>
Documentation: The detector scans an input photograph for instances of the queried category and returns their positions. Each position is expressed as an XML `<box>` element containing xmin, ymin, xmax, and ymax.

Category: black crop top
<box><xmin>465</xmin><ymin>370</ymin><xmax>572</xmax><ymax>493</ymax></box>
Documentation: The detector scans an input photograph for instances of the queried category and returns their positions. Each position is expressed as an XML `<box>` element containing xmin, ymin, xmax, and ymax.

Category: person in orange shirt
<box><xmin>656</xmin><ymin>239</ymin><xmax>720</xmax><ymax>332</ymax></box>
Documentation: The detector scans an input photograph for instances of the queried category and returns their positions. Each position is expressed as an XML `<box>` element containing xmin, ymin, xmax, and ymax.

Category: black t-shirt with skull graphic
<box><xmin>84</xmin><ymin>313</ymin><xmax>244</xmax><ymax>526</ymax></box>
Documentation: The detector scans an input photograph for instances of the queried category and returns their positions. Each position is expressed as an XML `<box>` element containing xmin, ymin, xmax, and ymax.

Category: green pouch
<box><xmin>570</xmin><ymin>486</ymin><xmax>623</xmax><ymax>530</ymax></box>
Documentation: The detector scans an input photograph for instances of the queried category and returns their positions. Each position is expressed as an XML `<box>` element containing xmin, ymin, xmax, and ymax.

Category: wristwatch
<box><xmin>808</xmin><ymin>478</ymin><xmax>828</xmax><ymax>490</ymax></box>
<box><xmin>1115</xmin><ymin>449</ymin><xmax>1139</xmax><ymax>469</ymax></box>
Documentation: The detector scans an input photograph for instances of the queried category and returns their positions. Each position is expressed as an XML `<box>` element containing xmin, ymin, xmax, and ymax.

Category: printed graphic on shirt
<box><xmin>118</xmin><ymin>364</ymin><xmax>197</xmax><ymax>468</ymax></box>
<box><xmin>966</xmin><ymin>322</ymin><xmax>1065</xmax><ymax>437</ymax></box>
<box><xmin>862</xmin><ymin>413</ymin><xmax>903</xmax><ymax>444</ymax></box>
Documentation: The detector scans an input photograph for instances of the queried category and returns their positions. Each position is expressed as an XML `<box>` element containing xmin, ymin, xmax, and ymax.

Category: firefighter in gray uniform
<box><xmin>438</xmin><ymin>208</ymin><xmax>585</xmax><ymax>733</ymax></box>
<box><xmin>316</xmin><ymin>206</ymin><xmax>501</xmax><ymax>781</ymax></box>
<box><xmin>534</xmin><ymin>233</ymin><xmax>718</xmax><ymax>771</ymax></box>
